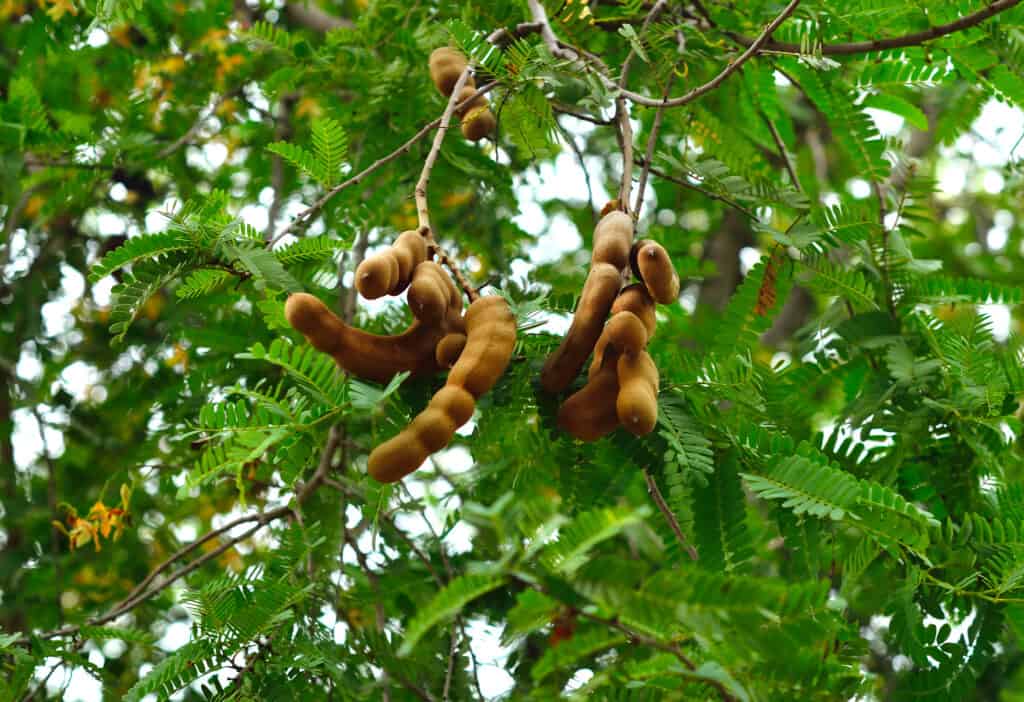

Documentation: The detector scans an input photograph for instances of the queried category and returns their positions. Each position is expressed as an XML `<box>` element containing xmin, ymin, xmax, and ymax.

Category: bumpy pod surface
<box><xmin>284</xmin><ymin>293</ymin><xmax>448</xmax><ymax>383</ymax></box>
<box><xmin>540</xmin><ymin>262</ymin><xmax>622</xmax><ymax>393</ymax></box>
<box><xmin>631</xmin><ymin>240</ymin><xmax>680</xmax><ymax>304</ymax></box>
<box><xmin>557</xmin><ymin>352</ymin><xmax>621</xmax><ymax>442</ymax></box>
<box><xmin>589</xmin><ymin>285</ymin><xmax>656</xmax><ymax>379</ymax></box>
<box><xmin>367</xmin><ymin>296</ymin><xmax>516</xmax><ymax>483</ymax></box>
<box><xmin>409</xmin><ymin>261</ymin><xmax>460</xmax><ymax>325</ymax></box>
<box><xmin>355</xmin><ymin>230</ymin><xmax>427</xmax><ymax>299</ymax></box>
<box><xmin>592</xmin><ymin>210</ymin><xmax>634</xmax><ymax>270</ymax></box>
<box><xmin>454</xmin><ymin>84</ymin><xmax>488</xmax><ymax>117</ymax></box>
<box><xmin>616</xmin><ymin>350</ymin><xmax>659</xmax><ymax>435</ymax></box>
<box><xmin>428</xmin><ymin>47</ymin><xmax>469</xmax><ymax>96</ymax></box>
<box><xmin>461</xmin><ymin>106</ymin><xmax>496</xmax><ymax>142</ymax></box>
<box><xmin>435</xmin><ymin>332</ymin><xmax>467</xmax><ymax>368</ymax></box>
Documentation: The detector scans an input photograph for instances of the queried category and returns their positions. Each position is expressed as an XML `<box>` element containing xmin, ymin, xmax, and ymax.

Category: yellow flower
<box><xmin>40</xmin><ymin>0</ymin><xmax>77</xmax><ymax>22</ymax></box>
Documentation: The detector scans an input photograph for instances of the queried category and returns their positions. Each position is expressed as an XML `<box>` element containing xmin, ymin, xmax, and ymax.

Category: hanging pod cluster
<box><xmin>428</xmin><ymin>47</ymin><xmax>496</xmax><ymax>142</ymax></box>
<box><xmin>284</xmin><ymin>231</ymin><xmax>516</xmax><ymax>483</ymax></box>
<box><xmin>541</xmin><ymin>208</ymin><xmax>680</xmax><ymax>442</ymax></box>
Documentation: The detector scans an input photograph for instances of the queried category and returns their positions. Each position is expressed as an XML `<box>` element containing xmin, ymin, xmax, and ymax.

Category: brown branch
<box><xmin>552</xmin><ymin>103</ymin><xmax>614</xmax><ymax>126</ymax></box>
<box><xmin>761</xmin><ymin>112</ymin><xmax>800</xmax><ymax>192</ymax></box>
<box><xmin>415</xmin><ymin>69</ymin><xmax>472</xmax><ymax>236</ymax></box>
<box><xmin>284</xmin><ymin>3</ymin><xmax>353</xmax><ymax>31</ymax></box>
<box><xmin>633</xmin><ymin>70</ymin><xmax>677</xmax><ymax>220</ymax></box>
<box><xmin>268</xmin><ymin>82</ymin><xmax>498</xmax><ymax>247</ymax></box>
<box><xmin>643</xmin><ymin>469</ymin><xmax>698</xmax><ymax>561</ymax></box>
<box><xmin>732</xmin><ymin>0</ymin><xmax>1021</xmax><ymax>56</ymax></box>
<box><xmin>530</xmin><ymin>0</ymin><xmax>800</xmax><ymax>108</ymax></box>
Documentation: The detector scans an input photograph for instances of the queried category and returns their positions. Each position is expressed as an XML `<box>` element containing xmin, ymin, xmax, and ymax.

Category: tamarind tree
<box><xmin>5</xmin><ymin>0</ymin><xmax>1024</xmax><ymax>699</ymax></box>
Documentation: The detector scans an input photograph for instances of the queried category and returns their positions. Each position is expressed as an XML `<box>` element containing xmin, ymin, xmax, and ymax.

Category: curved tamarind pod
<box><xmin>612</xmin><ymin>283</ymin><xmax>657</xmax><ymax>336</ymax></box>
<box><xmin>592</xmin><ymin>210</ymin><xmax>634</xmax><ymax>269</ymax></box>
<box><xmin>284</xmin><ymin>293</ymin><xmax>444</xmax><ymax>383</ymax></box>
<box><xmin>367</xmin><ymin>297</ymin><xmax>515</xmax><ymax>483</ymax></box>
<box><xmin>540</xmin><ymin>262</ymin><xmax>622</xmax><ymax>393</ymax></box>
<box><xmin>631</xmin><ymin>240</ymin><xmax>680</xmax><ymax>304</ymax></box>
<box><xmin>447</xmin><ymin>295</ymin><xmax>517</xmax><ymax>398</ymax></box>
<box><xmin>461</xmin><ymin>106</ymin><xmax>496</xmax><ymax>142</ymax></box>
<box><xmin>429</xmin><ymin>47</ymin><xmax>469</xmax><ymax>96</ymax></box>
<box><xmin>590</xmin><ymin>285</ymin><xmax>657</xmax><ymax>376</ymax></box>
<box><xmin>454</xmin><ymin>84</ymin><xmax>488</xmax><ymax>117</ymax></box>
<box><xmin>408</xmin><ymin>262</ymin><xmax>453</xmax><ymax>324</ymax></box>
<box><xmin>616</xmin><ymin>350</ymin><xmax>659</xmax><ymax>435</ymax></box>
<box><xmin>390</xmin><ymin>230</ymin><xmax>428</xmax><ymax>292</ymax></box>
<box><xmin>355</xmin><ymin>230</ymin><xmax>427</xmax><ymax>299</ymax></box>
<box><xmin>557</xmin><ymin>354</ymin><xmax>621</xmax><ymax>442</ymax></box>
<box><xmin>436</xmin><ymin>332</ymin><xmax>468</xmax><ymax>368</ymax></box>
<box><xmin>604</xmin><ymin>311</ymin><xmax>647</xmax><ymax>356</ymax></box>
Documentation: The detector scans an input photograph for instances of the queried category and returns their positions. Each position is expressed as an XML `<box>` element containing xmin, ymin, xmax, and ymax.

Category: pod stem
<box><xmin>414</xmin><ymin>65</ymin><xmax>480</xmax><ymax>303</ymax></box>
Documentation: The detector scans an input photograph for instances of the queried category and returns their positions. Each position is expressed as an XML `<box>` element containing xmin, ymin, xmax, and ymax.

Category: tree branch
<box><xmin>643</xmin><ymin>469</ymin><xmax>698</xmax><ymax>561</ymax></box>
<box><xmin>268</xmin><ymin>82</ymin><xmax>497</xmax><ymax>247</ymax></box>
<box><xmin>415</xmin><ymin>69</ymin><xmax>472</xmax><ymax>237</ymax></box>
<box><xmin>731</xmin><ymin>0</ymin><xmax>1021</xmax><ymax>56</ymax></box>
<box><xmin>634</xmin><ymin>70</ymin><xmax>676</xmax><ymax>220</ymax></box>
<box><xmin>633</xmin><ymin>156</ymin><xmax>758</xmax><ymax>220</ymax></box>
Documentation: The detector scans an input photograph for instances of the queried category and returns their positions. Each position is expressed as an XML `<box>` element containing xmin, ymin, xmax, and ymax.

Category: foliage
<box><xmin>3</xmin><ymin>1</ymin><xmax>1024</xmax><ymax>700</ymax></box>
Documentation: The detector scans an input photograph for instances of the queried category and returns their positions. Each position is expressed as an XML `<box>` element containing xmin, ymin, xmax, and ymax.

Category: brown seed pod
<box><xmin>367</xmin><ymin>295</ymin><xmax>516</xmax><ymax>483</ymax></box>
<box><xmin>454</xmin><ymin>84</ymin><xmax>488</xmax><ymax>117</ymax></box>
<box><xmin>428</xmin><ymin>47</ymin><xmax>469</xmax><ymax>96</ymax></box>
<box><xmin>616</xmin><ymin>350</ymin><xmax>659</xmax><ymax>435</ymax></box>
<box><xmin>630</xmin><ymin>240</ymin><xmax>680</xmax><ymax>304</ymax></box>
<box><xmin>435</xmin><ymin>332</ymin><xmax>467</xmax><ymax>368</ymax></box>
<box><xmin>592</xmin><ymin>210</ymin><xmax>634</xmax><ymax>270</ymax></box>
<box><xmin>284</xmin><ymin>293</ymin><xmax>448</xmax><ymax>384</ymax></box>
<box><xmin>589</xmin><ymin>285</ymin><xmax>656</xmax><ymax>380</ymax></box>
<box><xmin>355</xmin><ymin>230</ymin><xmax>428</xmax><ymax>299</ymax></box>
<box><xmin>540</xmin><ymin>262</ymin><xmax>623</xmax><ymax>393</ymax></box>
<box><xmin>557</xmin><ymin>351</ymin><xmax>621</xmax><ymax>442</ymax></box>
<box><xmin>408</xmin><ymin>261</ymin><xmax>459</xmax><ymax>325</ymax></box>
<box><xmin>461</xmin><ymin>106</ymin><xmax>496</xmax><ymax>142</ymax></box>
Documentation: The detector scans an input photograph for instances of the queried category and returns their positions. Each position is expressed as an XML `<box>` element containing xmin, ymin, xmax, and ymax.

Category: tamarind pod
<box><xmin>284</xmin><ymin>293</ymin><xmax>444</xmax><ymax>384</ymax></box>
<box><xmin>431</xmin><ymin>385</ymin><xmax>476</xmax><ymax>425</ymax></box>
<box><xmin>390</xmin><ymin>230</ymin><xmax>428</xmax><ymax>294</ymax></box>
<box><xmin>586</xmin><ymin>309</ymin><xmax>645</xmax><ymax>381</ymax></box>
<box><xmin>592</xmin><ymin>210</ymin><xmax>634</xmax><ymax>269</ymax></box>
<box><xmin>428</xmin><ymin>47</ymin><xmax>469</xmax><ymax>96</ymax></box>
<box><xmin>447</xmin><ymin>295</ymin><xmax>516</xmax><ymax>398</ymax></box>
<box><xmin>410</xmin><ymin>407</ymin><xmax>460</xmax><ymax>452</ymax></box>
<box><xmin>605</xmin><ymin>311</ymin><xmax>648</xmax><ymax>355</ymax></box>
<box><xmin>354</xmin><ymin>250</ymin><xmax>400</xmax><ymax>300</ymax></box>
<box><xmin>461</xmin><ymin>106</ymin><xmax>496</xmax><ymax>142</ymax></box>
<box><xmin>454</xmin><ymin>84</ymin><xmax>488</xmax><ymax>117</ymax></box>
<box><xmin>557</xmin><ymin>359</ymin><xmax>620</xmax><ymax>441</ymax></box>
<box><xmin>408</xmin><ymin>262</ymin><xmax>451</xmax><ymax>324</ymax></box>
<box><xmin>589</xmin><ymin>285</ymin><xmax>657</xmax><ymax>380</ymax></box>
<box><xmin>612</xmin><ymin>283</ymin><xmax>656</xmax><ymax>337</ymax></box>
<box><xmin>435</xmin><ymin>332</ymin><xmax>468</xmax><ymax>368</ymax></box>
<box><xmin>540</xmin><ymin>262</ymin><xmax>622</xmax><ymax>393</ymax></box>
<box><xmin>367</xmin><ymin>433</ymin><xmax>431</xmax><ymax>484</ymax></box>
<box><xmin>616</xmin><ymin>350</ymin><xmax>659</xmax><ymax>436</ymax></box>
<box><xmin>631</xmin><ymin>240</ymin><xmax>680</xmax><ymax>304</ymax></box>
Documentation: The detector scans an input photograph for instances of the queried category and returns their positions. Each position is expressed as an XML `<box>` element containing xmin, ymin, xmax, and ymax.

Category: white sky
<box><xmin>8</xmin><ymin>95</ymin><xmax>1024</xmax><ymax>699</ymax></box>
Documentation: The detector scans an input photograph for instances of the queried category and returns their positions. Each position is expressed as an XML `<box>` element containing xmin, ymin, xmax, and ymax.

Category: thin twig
<box><xmin>730</xmin><ymin>0</ymin><xmax>1020</xmax><ymax>56</ymax></box>
<box><xmin>643</xmin><ymin>469</ymin><xmax>698</xmax><ymax>561</ymax></box>
<box><xmin>616</xmin><ymin>1</ymin><xmax>667</xmax><ymax>211</ymax></box>
<box><xmin>268</xmin><ymin>82</ymin><xmax>498</xmax><ymax>247</ymax></box>
<box><xmin>415</xmin><ymin>69</ymin><xmax>472</xmax><ymax>236</ymax></box>
<box><xmin>634</xmin><ymin>70</ymin><xmax>677</xmax><ymax>220</ymax></box>
<box><xmin>633</xmin><ymin>156</ymin><xmax>758</xmax><ymax>220</ymax></box>
<box><xmin>554</xmin><ymin>119</ymin><xmax>597</xmax><ymax>225</ymax></box>
<box><xmin>762</xmin><ymin>112</ymin><xmax>800</xmax><ymax>192</ymax></box>
<box><xmin>156</xmin><ymin>93</ymin><xmax>229</xmax><ymax>159</ymax></box>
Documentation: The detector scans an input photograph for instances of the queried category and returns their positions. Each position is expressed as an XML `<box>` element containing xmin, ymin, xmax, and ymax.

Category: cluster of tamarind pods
<box><xmin>541</xmin><ymin>208</ymin><xmax>679</xmax><ymax>442</ymax></box>
<box><xmin>282</xmin><ymin>47</ymin><xmax>680</xmax><ymax>483</ymax></box>
<box><xmin>428</xmin><ymin>47</ymin><xmax>496</xmax><ymax>142</ymax></box>
<box><xmin>285</xmin><ymin>228</ymin><xmax>517</xmax><ymax>484</ymax></box>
